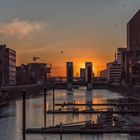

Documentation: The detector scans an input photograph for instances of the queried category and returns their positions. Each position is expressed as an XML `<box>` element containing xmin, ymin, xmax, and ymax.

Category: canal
<box><xmin>0</xmin><ymin>87</ymin><xmax>140</xmax><ymax>140</ymax></box>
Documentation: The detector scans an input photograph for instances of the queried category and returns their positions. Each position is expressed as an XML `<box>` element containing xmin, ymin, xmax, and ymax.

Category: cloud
<box><xmin>0</xmin><ymin>19</ymin><xmax>48</xmax><ymax>38</ymax></box>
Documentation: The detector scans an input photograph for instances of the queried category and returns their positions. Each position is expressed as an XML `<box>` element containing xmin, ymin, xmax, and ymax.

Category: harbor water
<box><xmin>0</xmin><ymin>87</ymin><xmax>140</xmax><ymax>140</ymax></box>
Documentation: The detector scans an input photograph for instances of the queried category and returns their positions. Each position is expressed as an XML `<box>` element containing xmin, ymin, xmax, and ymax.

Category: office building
<box><xmin>107</xmin><ymin>62</ymin><xmax>122</xmax><ymax>86</ymax></box>
<box><xmin>16</xmin><ymin>63</ymin><xmax>51</xmax><ymax>85</ymax></box>
<box><xmin>66</xmin><ymin>62</ymin><xmax>73</xmax><ymax>83</ymax></box>
<box><xmin>85</xmin><ymin>62</ymin><xmax>93</xmax><ymax>90</ymax></box>
<box><xmin>80</xmin><ymin>68</ymin><xmax>86</xmax><ymax>81</ymax></box>
<box><xmin>66</xmin><ymin>62</ymin><xmax>73</xmax><ymax>90</ymax></box>
<box><xmin>116</xmin><ymin>48</ymin><xmax>127</xmax><ymax>82</ymax></box>
<box><xmin>100</xmin><ymin>69</ymin><xmax>107</xmax><ymax>78</ymax></box>
<box><xmin>127</xmin><ymin>10</ymin><xmax>140</xmax><ymax>51</ymax></box>
<box><xmin>85</xmin><ymin>62</ymin><xmax>93</xmax><ymax>83</ymax></box>
<box><xmin>0</xmin><ymin>44</ymin><xmax>16</xmax><ymax>86</ymax></box>
<box><xmin>127</xmin><ymin>10</ymin><xmax>140</xmax><ymax>85</ymax></box>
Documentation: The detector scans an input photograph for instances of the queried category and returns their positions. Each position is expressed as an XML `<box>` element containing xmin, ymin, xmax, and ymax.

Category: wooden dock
<box><xmin>55</xmin><ymin>103</ymin><xmax>140</xmax><ymax>107</ymax></box>
<box><xmin>47</xmin><ymin>110</ymin><xmax>140</xmax><ymax>114</ymax></box>
<box><xmin>26</xmin><ymin>127</ymin><xmax>140</xmax><ymax>134</ymax></box>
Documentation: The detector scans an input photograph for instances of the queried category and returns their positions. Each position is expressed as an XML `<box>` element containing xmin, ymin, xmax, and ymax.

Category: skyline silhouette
<box><xmin>0</xmin><ymin>0</ymin><xmax>140</xmax><ymax>76</ymax></box>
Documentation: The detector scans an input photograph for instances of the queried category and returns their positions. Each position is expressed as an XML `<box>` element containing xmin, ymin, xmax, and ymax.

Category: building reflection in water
<box><xmin>85</xmin><ymin>90</ymin><xmax>97</xmax><ymax>122</ymax></box>
<box><xmin>66</xmin><ymin>90</ymin><xmax>75</xmax><ymax>124</ymax></box>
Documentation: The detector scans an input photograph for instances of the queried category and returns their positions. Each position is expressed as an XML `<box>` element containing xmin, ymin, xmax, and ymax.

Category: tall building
<box><xmin>85</xmin><ymin>62</ymin><xmax>93</xmax><ymax>90</ymax></box>
<box><xmin>127</xmin><ymin>10</ymin><xmax>140</xmax><ymax>85</ymax></box>
<box><xmin>66</xmin><ymin>62</ymin><xmax>73</xmax><ymax>90</ymax></box>
<box><xmin>80</xmin><ymin>68</ymin><xmax>85</xmax><ymax>81</ymax></box>
<box><xmin>8</xmin><ymin>48</ymin><xmax>16</xmax><ymax>85</ymax></box>
<box><xmin>0</xmin><ymin>44</ymin><xmax>16</xmax><ymax>86</ymax></box>
<box><xmin>85</xmin><ymin>62</ymin><xmax>93</xmax><ymax>83</ymax></box>
<box><xmin>116</xmin><ymin>48</ymin><xmax>127</xmax><ymax>82</ymax></box>
<box><xmin>66</xmin><ymin>62</ymin><xmax>73</xmax><ymax>83</ymax></box>
<box><xmin>127</xmin><ymin>10</ymin><xmax>140</xmax><ymax>51</ymax></box>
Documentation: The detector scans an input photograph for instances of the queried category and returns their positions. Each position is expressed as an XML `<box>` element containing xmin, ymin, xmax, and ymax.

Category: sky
<box><xmin>0</xmin><ymin>0</ymin><xmax>140</xmax><ymax>76</ymax></box>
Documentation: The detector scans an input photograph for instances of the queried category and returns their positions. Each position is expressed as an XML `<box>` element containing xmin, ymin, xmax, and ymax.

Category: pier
<box><xmin>26</xmin><ymin>127</ymin><xmax>140</xmax><ymax>134</ymax></box>
<box><xmin>55</xmin><ymin>103</ymin><xmax>140</xmax><ymax>107</ymax></box>
<box><xmin>47</xmin><ymin>110</ymin><xmax>140</xmax><ymax>114</ymax></box>
<box><xmin>25</xmin><ymin>120</ymin><xmax>140</xmax><ymax>134</ymax></box>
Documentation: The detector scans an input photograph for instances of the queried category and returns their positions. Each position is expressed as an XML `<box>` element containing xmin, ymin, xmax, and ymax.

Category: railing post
<box><xmin>22</xmin><ymin>90</ymin><xmax>26</xmax><ymax>139</ymax></box>
<box><xmin>44</xmin><ymin>86</ymin><xmax>47</xmax><ymax>128</ymax></box>
<box><xmin>53</xmin><ymin>86</ymin><xmax>55</xmax><ymax>111</ymax></box>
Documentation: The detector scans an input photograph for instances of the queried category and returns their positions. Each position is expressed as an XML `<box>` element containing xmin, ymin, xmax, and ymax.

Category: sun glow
<box><xmin>75</xmin><ymin>61</ymin><xmax>98</xmax><ymax>76</ymax></box>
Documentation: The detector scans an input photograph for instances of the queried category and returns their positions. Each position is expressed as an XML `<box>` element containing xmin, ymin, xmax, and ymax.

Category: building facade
<box><xmin>66</xmin><ymin>62</ymin><xmax>73</xmax><ymax>83</ymax></box>
<box><xmin>80</xmin><ymin>68</ymin><xmax>86</xmax><ymax>82</ymax></box>
<box><xmin>16</xmin><ymin>63</ymin><xmax>51</xmax><ymax>85</ymax></box>
<box><xmin>107</xmin><ymin>62</ymin><xmax>122</xmax><ymax>86</ymax></box>
<box><xmin>85</xmin><ymin>62</ymin><xmax>93</xmax><ymax>90</ymax></box>
<box><xmin>66</xmin><ymin>62</ymin><xmax>73</xmax><ymax>90</ymax></box>
<box><xmin>100</xmin><ymin>69</ymin><xmax>107</xmax><ymax>78</ymax></box>
<box><xmin>8</xmin><ymin>49</ymin><xmax>16</xmax><ymax>85</ymax></box>
<box><xmin>0</xmin><ymin>45</ymin><xmax>16</xmax><ymax>86</ymax></box>
<box><xmin>85</xmin><ymin>62</ymin><xmax>93</xmax><ymax>83</ymax></box>
<box><xmin>16</xmin><ymin>64</ymin><xmax>30</xmax><ymax>85</ymax></box>
<box><xmin>127</xmin><ymin>10</ymin><xmax>140</xmax><ymax>51</ymax></box>
<box><xmin>127</xmin><ymin>10</ymin><xmax>140</xmax><ymax>85</ymax></box>
<box><xmin>116</xmin><ymin>48</ymin><xmax>127</xmax><ymax>83</ymax></box>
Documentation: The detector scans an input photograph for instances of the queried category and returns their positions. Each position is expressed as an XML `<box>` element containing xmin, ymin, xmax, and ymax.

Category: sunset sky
<box><xmin>0</xmin><ymin>0</ymin><xmax>140</xmax><ymax>76</ymax></box>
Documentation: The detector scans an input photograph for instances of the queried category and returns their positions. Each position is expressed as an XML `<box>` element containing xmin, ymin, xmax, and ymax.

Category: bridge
<box><xmin>51</xmin><ymin>81</ymin><xmax>108</xmax><ymax>89</ymax></box>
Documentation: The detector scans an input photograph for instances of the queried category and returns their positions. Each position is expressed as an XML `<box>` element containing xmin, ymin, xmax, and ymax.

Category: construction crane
<box><xmin>33</xmin><ymin>57</ymin><xmax>40</xmax><ymax>63</ymax></box>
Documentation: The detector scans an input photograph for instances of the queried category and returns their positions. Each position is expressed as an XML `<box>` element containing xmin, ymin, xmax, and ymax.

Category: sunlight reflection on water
<box><xmin>0</xmin><ymin>88</ymin><xmax>140</xmax><ymax>140</ymax></box>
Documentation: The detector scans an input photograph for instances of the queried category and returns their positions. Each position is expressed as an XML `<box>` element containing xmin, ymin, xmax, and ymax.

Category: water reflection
<box><xmin>0</xmin><ymin>89</ymin><xmax>140</xmax><ymax>140</ymax></box>
<box><xmin>25</xmin><ymin>133</ymin><xmax>140</xmax><ymax>140</ymax></box>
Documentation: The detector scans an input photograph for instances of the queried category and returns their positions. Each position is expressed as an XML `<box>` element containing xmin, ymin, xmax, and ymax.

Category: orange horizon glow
<box><xmin>1</xmin><ymin>1</ymin><xmax>138</xmax><ymax>78</ymax></box>
<box><xmin>52</xmin><ymin>60</ymin><xmax>106</xmax><ymax>77</ymax></box>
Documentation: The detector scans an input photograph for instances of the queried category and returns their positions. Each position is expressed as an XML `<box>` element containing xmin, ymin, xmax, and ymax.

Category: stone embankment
<box><xmin>0</xmin><ymin>84</ymin><xmax>52</xmax><ymax>106</ymax></box>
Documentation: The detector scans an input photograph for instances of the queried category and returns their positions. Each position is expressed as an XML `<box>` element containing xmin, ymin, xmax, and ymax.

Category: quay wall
<box><xmin>0</xmin><ymin>84</ymin><xmax>46</xmax><ymax>106</ymax></box>
<box><xmin>106</xmin><ymin>86</ymin><xmax>140</xmax><ymax>98</ymax></box>
<box><xmin>1</xmin><ymin>83</ymin><xmax>140</xmax><ymax>107</ymax></box>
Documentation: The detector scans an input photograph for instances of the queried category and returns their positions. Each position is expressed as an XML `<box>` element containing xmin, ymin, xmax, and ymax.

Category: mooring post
<box><xmin>53</xmin><ymin>114</ymin><xmax>55</xmax><ymax>126</ymax></box>
<box><xmin>22</xmin><ymin>90</ymin><xmax>26</xmax><ymax>140</ymax></box>
<box><xmin>60</xmin><ymin>122</ymin><xmax>63</xmax><ymax>139</ymax></box>
<box><xmin>53</xmin><ymin>86</ymin><xmax>55</xmax><ymax>111</ymax></box>
<box><xmin>44</xmin><ymin>86</ymin><xmax>47</xmax><ymax>128</ymax></box>
<box><xmin>60</xmin><ymin>133</ymin><xmax>62</xmax><ymax>140</ymax></box>
<box><xmin>60</xmin><ymin>122</ymin><xmax>62</xmax><ymax>133</ymax></box>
